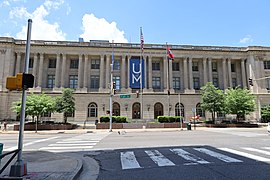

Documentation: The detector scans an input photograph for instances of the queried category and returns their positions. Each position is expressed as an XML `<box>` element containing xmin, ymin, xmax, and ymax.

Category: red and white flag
<box><xmin>167</xmin><ymin>47</ymin><xmax>174</xmax><ymax>60</ymax></box>
<box><xmin>140</xmin><ymin>27</ymin><xmax>144</xmax><ymax>53</ymax></box>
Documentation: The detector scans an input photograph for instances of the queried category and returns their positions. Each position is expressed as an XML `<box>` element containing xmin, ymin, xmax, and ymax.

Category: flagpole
<box><xmin>140</xmin><ymin>27</ymin><xmax>143</xmax><ymax>120</ymax></box>
<box><xmin>166</xmin><ymin>42</ymin><xmax>170</xmax><ymax>116</ymax></box>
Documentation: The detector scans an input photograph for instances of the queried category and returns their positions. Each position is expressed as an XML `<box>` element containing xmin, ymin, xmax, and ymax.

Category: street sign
<box><xmin>120</xmin><ymin>94</ymin><xmax>131</xmax><ymax>98</ymax></box>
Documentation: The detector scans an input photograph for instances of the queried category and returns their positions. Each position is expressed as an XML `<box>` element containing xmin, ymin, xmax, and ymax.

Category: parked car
<box><xmin>267</xmin><ymin>122</ymin><xmax>270</xmax><ymax>133</ymax></box>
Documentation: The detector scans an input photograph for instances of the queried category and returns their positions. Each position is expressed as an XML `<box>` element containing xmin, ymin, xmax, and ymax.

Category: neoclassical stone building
<box><xmin>0</xmin><ymin>37</ymin><xmax>269</xmax><ymax>123</ymax></box>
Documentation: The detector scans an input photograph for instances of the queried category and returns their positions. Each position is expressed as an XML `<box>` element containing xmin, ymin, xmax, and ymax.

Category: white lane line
<box><xmin>243</xmin><ymin>148</ymin><xmax>270</xmax><ymax>156</ymax></box>
<box><xmin>5</xmin><ymin>136</ymin><xmax>59</xmax><ymax>151</ymax></box>
<box><xmin>194</xmin><ymin>148</ymin><xmax>242</xmax><ymax>163</ymax></box>
<box><xmin>145</xmin><ymin>150</ymin><xmax>175</xmax><ymax>167</ymax></box>
<box><xmin>48</xmin><ymin>143</ymin><xmax>96</xmax><ymax>146</ymax></box>
<box><xmin>39</xmin><ymin>146</ymin><xmax>94</xmax><ymax>150</ymax></box>
<box><xmin>219</xmin><ymin>148</ymin><xmax>270</xmax><ymax>162</ymax></box>
<box><xmin>170</xmin><ymin>148</ymin><xmax>210</xmax><ymax>164</ymax></box>
<box><xmin>59</xmin><ymin>140</ymin><xmax>99</xmax><ymax>143</ymax></box>
<box><xmin>121</xmin><ymin>151</ymin><xmax>141</xmax><ymax>170</ymax></box>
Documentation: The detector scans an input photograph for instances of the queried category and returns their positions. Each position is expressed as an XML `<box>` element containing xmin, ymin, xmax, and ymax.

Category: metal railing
<box><xmin>0</xmin><ymin>149</ymin><xmax>20</xmax><ymax>174</ymax></box>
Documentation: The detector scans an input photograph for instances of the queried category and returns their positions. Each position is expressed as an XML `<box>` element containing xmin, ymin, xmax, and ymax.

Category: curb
<box><xmin>71</xmin><ymin>158</ymin><xmax>83</xmax><ymax>180</ymax></box>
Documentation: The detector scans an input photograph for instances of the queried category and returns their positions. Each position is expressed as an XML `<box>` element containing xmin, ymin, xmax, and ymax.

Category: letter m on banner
<box><xmin>129</xmin><ymin>58</ymin><xmax>145</xmax><ymax>88</ymax></box>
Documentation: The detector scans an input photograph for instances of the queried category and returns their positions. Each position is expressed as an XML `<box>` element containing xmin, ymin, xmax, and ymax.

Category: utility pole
<box><xmin>10</xmin><ymin>19</ymin><xmax>32</xmax><ymax>177</ymax></box>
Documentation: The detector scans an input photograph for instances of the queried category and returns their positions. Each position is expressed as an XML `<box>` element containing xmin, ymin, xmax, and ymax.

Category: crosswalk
<box><xmin>120</xmin><ymin>146</ymin><xmax>270</xmax><ymax>170</ymax></box>
<box><xmin>39</xmin><ymin>132</ymin><xmax>110</xmax><ymax>152</ymax></box>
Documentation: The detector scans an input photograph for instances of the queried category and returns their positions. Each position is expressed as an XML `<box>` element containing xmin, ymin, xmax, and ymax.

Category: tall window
<box><xmin>192</xmin><ymin>62</ymin><xmax>199</xmax><ymax>71</ymax></box>
<box><xmin>213</xmin><ymin>77</ymin><xmax>219</xmax><ymax>88</ymax></box>
<box><xmin>113</xmin><ymin>76</ymin><xmax>121</xmax><ymax>90</ymax></box>
<box><xmin>152</xmin><ymin>62</ymin><xmax>160</xmax><ymax>71</ymax></box>
<box><xmin>91</xmin><ymin>59</ymin><xmax>100</xmax><ymax>69</ymax></box>
<box><xmin>212</xmin><ymin>62</ymin><xmax>217</xmax><ymax>72</ymax></box>
<box><xmin>48</xmin><ymin>58</ymin><xmax>56</xmax><ymax>68</ymax></box>
<box><xmin>264</xmin><ymin>61</ymin><xmax>270</xmax><ymax>69</ymax></box>
<box><xmin>175</xmin><ymin>103</ymin><xmax>185</xmax><ymax>117</ymax></box>
<box><xmin>266</xmin><ymin>79</ymin><xmax>270</xmax><ymax>90</ymax></box>
<box><xmin>47</xmin><ymin>75</ymin><xmax>55</xmax><ymax>88</ymax></box>
<box><xmin>193</xmin><ymin>77</ymin><xmax>200</xmax><ymax>90</ymax></box>
<box><xmin>70</xmin><ymin>59</ymin><xmax>79</xmax><ymax>69</ymax></box>
<box><xmin>29</xmin><ymin>58</ymin><xmax>34</xmax><ymax>68</ymax></box>
<box><xmin>90</xmin><ymin>75</ymin><xmax>99</xmax><ymax>89</ymax></box>
<box><xmin>87</xmin><ymin>103</ymin><xmax>98</xmax><ymax>117</ymax></box>
<box><xmin>172</xmin><ymin>62</ymin><xmax>179</xmax><ymax>71</ymax></box>
<box><xmin>231</xmin><ymin>63</ymin><xmax>236</xmax><ymax>72</ymax></box>
<box><xmin>196</xmin><ymin>103</ymin><xmax>205</xmax><ymax>117</ymax></box>
<box><xmin>113</xmin><ymin>60</ymin><xmax>120</xmax><ymax>70</ymax></box>
<box><xmin>69</xmin><ymin>75</ymin><xmax>78</xmax><ymax>89</ymax></box>
<box><xmin>152</xmin><ymin>77</ymin><xmax>161</xmax><ymax>89</ymax></box>
<box><xmin>173</xmin><ymin>77</ymin><xmax>180</xmax><ymax>90</ymax></box>
<box><xmin>232</xmin><ymin>78</ymin><xmax>237</xmax><ymax>88</ymax></box>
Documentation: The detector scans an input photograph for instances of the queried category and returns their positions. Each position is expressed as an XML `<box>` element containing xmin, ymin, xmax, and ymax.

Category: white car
<box><xmin>267</xmin><ymin>122</ymin><xmax>270</xmax><ymax>133</ymax></box>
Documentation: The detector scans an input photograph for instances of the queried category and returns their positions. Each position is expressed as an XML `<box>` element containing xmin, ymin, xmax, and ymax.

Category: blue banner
<box><xmin>129</xmin><ymin>58</ymin><xmax>145</xmax><ymax>89</ymax></box>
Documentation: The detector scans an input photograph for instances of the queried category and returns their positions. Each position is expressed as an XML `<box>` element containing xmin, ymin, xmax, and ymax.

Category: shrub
<box><xmin>100</xmin><ymin>116</ymin><xmax>128</xmax><ymax>123</ymax></box>
<box><xmin>157</xmin><ymin>116</ymin><xmax>183</xmax><ymax>123</ymax></box>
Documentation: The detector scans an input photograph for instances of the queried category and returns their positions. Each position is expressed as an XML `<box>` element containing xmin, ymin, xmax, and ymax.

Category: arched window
<box><xmin>88</xmin><ymin>103</ymin><xmax>98</xmax><ymax>117</ymax></box>
<box><xmin>113</xmin><ymin>102</ymin><xmax>120</xmax><ymax>116</ymax></box>
<box><xmin>154</xmin><ymin>102</ymin><xmax>163</xmax><ymax>119</ymax></box>
<box><xmin>196</xmin><ymin>103</ymin><xmax>205</xmax><ymax>117</ymax></box>
<box><xmin>175</xmin><ymin>103</ymin><xmax>185</xmax><ymax>117</ymax></box>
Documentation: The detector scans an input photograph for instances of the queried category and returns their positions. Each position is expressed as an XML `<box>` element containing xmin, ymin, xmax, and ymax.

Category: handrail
<box><xmin>0</xmin><ymin>149</ymin><xmax>20</xmax><ymax>174</ymax></box>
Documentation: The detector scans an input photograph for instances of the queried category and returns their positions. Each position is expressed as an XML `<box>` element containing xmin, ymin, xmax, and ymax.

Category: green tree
<box><xmin>200</xmin><ymin>82</ymin><xmax>225</xmax><ymax>124</ymax></box>
<box><xmin>225</xmin><ymin>87</ymin><xmax>255</xmax><ymax>121</ymax></box>
<box><xmin>12</xmin><ymin>93</ymin><xmax>55</xmax><ymax>122</ymax></box>
<box><xmin>261</xmin><ymin>105</ymin><xmax>270</xmax><ymax>122</ymax></box>
<box><xmin>55</xmin><ymin>88</ymin><xmax>75</xmax><ymax>124</ymax></box>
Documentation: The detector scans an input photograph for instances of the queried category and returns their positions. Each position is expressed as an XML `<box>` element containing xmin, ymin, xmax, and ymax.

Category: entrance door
<box><xmin>154</xmin><ymin>103</ymin><xmax>163</xmax><ymax>119</ymax></box>
<box><xmin>113</xmin><ymin>102</ymin><xmax>120</xmax><ymax>116</ymax></box>
<box><xmin>132</xmin><ymin>102</ymin><xmax>141</xmax><ymax>119</ymax></box>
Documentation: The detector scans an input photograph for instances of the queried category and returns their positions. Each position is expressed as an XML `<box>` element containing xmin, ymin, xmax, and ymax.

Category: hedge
<box><xmin>100</xmin><ymin>116</ymin><xmax>128</xmax><ymax>123</ymax></box>
<box><xmin>157</xmin><ymin>116</ymin><xmax>183</xmax><ymax>123</ymax></box>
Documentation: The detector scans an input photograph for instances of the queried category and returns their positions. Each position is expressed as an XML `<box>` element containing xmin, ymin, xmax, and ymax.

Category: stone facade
<box><xmin>0</xmin><ymin>37</ymin><xmax>270</xmax><ymax>122</ymax></box>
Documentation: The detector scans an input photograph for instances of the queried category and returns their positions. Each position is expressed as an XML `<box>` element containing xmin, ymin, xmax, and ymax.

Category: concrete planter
<box><xmin>205</xmin><ymin>123</ymin><xmax>258</xmax><ymax>128</ymax></box>
<box><xmin>14</xmin><ymin>124</ymin><xmax>77</xmax><ymax>131</ymax></box>
<box><xmin>96</xmin><ymin>123</ymin><xmax>123</xmax><ymax>129</ymax></box>
<box><xmin>96</xmin><ymin>123</ymin><xmax>187</xmax><ymax>129</ymax></box>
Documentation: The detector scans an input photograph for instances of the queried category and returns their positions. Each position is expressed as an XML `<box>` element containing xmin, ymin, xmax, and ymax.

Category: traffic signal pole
<box><xmin>10</xmin><ymin>19</ymin><xmax>32</xmax><ymax>177</ymax></box>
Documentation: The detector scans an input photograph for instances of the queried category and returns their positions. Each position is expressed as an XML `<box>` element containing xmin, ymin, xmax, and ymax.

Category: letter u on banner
<box><xmin>129</xmin><ymin>58</ymin><xmax>145</xmax><ymax>88</ymax></box>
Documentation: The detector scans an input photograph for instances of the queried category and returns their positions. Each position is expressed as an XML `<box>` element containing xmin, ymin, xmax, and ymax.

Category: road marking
<box><xmin>170</xmin><ymin>148</ymin><xmax>210</xmax><ymax>164</ymax></box>
<box><xmin>121</xmin><ymin>151</ymin><xmax>141</xmax><ymax>170</ymax></box>
<box><xmin>145</xmin><ymin>150</ymin><xmax>175</xmax><ymax>166</ymax></box>
<box><xmin>59</xmin><ymin>140</ymin><xmax>100</xmax><ymax>143</ymax></box>
<box><xmin>194</xmin><ymin>148</ymin><xmax>242</xmax><ymax>163</ymax></box>
<box><xmin>39</xmin><ymin>146</ymin><xmax>94</xmax><ymax>150</ymax></box>
<box><xmin>219</xmin><ymin>148</ymin><xmax>270</xmax><ymax>162</ymax></box>
<box><xmin>243</xmin><ymin>147</ymin><xmax>270</xmax><ymax>156</ymax></box>
<box><xmin>48</xmin><ymin>143</ymin><xmax>96</xmax><ymax>146</ymax></box>
<box><xmin>5</xmin><ymin>136</ymin><xmax>59</xmax><ymax>151</ymax></box>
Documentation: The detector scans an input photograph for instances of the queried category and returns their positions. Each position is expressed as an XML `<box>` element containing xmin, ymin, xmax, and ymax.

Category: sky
<box><xmin>1</xmin><ymin>0</ymin><xmax>270</xmax><ymax>47</ymax></box>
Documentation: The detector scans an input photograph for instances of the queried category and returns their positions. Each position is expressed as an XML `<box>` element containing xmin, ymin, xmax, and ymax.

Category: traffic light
<box><xmin>248</xmin><ymin>78</ymin><xmax>253</xmax><ymax>86</ymax></box>
<box><xmin>136</xmin><ymin>90</ymin><xmax>139</xmax><ymax>98</ymax></box>
<box><xmin>6</xmin><ymin>73</ymin><xmax>34</xmax><ymax>91</ymax></box>
<box><xmin>112</xmin><ymin>82</ymin><xmax>116</xmax><ymax>95</ymax></box>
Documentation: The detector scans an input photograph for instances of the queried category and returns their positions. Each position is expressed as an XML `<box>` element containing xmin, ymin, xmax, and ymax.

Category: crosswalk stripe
<box><xmin>170</xmin><ymin>148</ymin><xmax>210</xmax><ymax>164</ymax></box>
<box><xmin>48</xmin><ymin>143</ymin><xmax>96</xmax><ymax>146</ymax></box>
<box><xmin>219</xmin><ymin>148</ymin><xmax>270</xmax><ymax>162</ymax></box>
<box><xmin>145</xmin><ymin>150</ymin><xmax>175</xmax><ymax>166</ymax></box>
<box><xmin>194</xmin><ymin>148</ymin><xmax>242</xmax><ymax>163</ymax></box>
<box><xmin>243</xmin><ymin>147</ymin><xmax>270</xmax><ymax>156</ymax></box>
<box><xmin>121</xmin><ymin>151</ymin><xmax>141</xmax><ymax>170</ymax></box>
<box><xmin>58</xmin><ymin>140</ymin><xmax>99</xmax><ymax>143</ymax></box>
<box><xmin>39</xmin><ymin>146</ymin><xmax>94</xmax><ymax>150</ymax></box>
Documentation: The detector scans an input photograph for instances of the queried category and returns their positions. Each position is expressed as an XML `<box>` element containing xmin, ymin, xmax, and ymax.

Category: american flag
<box><xmin>140</xmin><ymin>27</ymin><xmax>144</xmax><ymax>53</ymax></box>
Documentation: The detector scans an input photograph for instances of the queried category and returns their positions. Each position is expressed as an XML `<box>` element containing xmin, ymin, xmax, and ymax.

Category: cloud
<box><xmin>239</xmin><ymin>35</ymin><xmax>253</xmax><ymax>44</ymax></box>
<box><xmin>12</xmin><ymin>0</ymin><xmax>66</xmax><ymax>40</ymax></box>
<box><xmin>80</xmin><ymin>13</ymin><xmax>128</xmax><ymax>43</ymax></box>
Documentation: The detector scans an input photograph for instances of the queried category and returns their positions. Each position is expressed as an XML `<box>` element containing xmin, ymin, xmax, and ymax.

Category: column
<box><xmin>241</xmin><ymin>59</ymin><xmax>247</xmax><ymax>88</ymax></box>
<box><xmin>227</xmin><ymin>58</ymin><xmax>232</xmax><ymax>87</ymax></box>
<box><xmin>208</xmin><ymin>58</ymin><xmax>213</xmax><ymax>82</ymax></box>
<box><xmin>37</xmin><ymin>53</ymin><xmax>44</xmax><ymax>87</ymax></box>
<box><xmin>127</xmin><ymin>56</ymin><xmax>131</xmax><ymax>90</ymax></box>
<box><xmin>163</xmin><ymin>56</ymin><xmax>168</xmax><ymax>90</ymax></box>
<box><xmin>32</xmin><ymin>53</ymin><xmax>38</xmax><ymax>87</ymax></box>
<box><xmin>223</xmin><ymin>58</ymin><xmax>227</xmax><ymax>89</ymax></box>
<box><xmin>83</xmin><ymin>55</ymin><xmax>89</xmax><ymax>89</ymax></box>
<box><xmin>144</xmin><ymin>56</ymin><xmax>147</xmax><ymax>90</ymax></box>
<box><xmin>120</xmin><ymin>55</ymin><xmax>126</xmax><ymax>90</ymax></box>
<box><xmin>188</xmin><ymin>57</ymin><xmax>193</xmax><ymax>90</ymax></box>
<box><xmin>169</xmin><ymin>57</ymin><xmax>173</xmax><ymax>90</ymax></box>
<box><xmin>54</xmin><ymin>53</ymin><xmax>61</xmax><ymax>88</ymax></box>
<box><xmin>15</xmin><ymin>52</ymin><xmax>21</xmax><ymax>74</ymax></box>
<box><xmin>61</xmin><ymin>54</ymin><xmax>67</xmax><ymax>88</ymax></box>
<box><xmin>203</xmin><ymin>58</ymin><xmax>207</xmax><ymax>85</ymax></box>
<box><xmin>105</xmin><ymin>55</ymin><xmax>110</xmax><ymax>89</ymax></box>
<box><xmin>183</xmin><ymin>57</ymin><xmax>188</xmax><ymax>90</ymax></box>
<box><xmin>77</xmin><ymin>54</ymin><xmax>83</xmax><ymax>89</ymax></box>
<box><xmin>99</xmin><ymin>55</ymin><xmax>104</xmax><ymax>90</ymax></box>
<box><xmin>260</xmin><ymin>60</ymin><xmax>267</xmax><ymax>91</ymax></box>
<box><xmin>148</xmin><ymin>56</ymin><xmax>153</xmax><ymax>90</ymax></box>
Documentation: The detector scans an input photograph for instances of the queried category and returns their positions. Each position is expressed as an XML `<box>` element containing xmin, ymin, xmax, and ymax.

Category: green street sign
<box><xmin>120</xmin><ymin>94</ymin><xmax>131</xmax><ymax>98</ymax></box>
